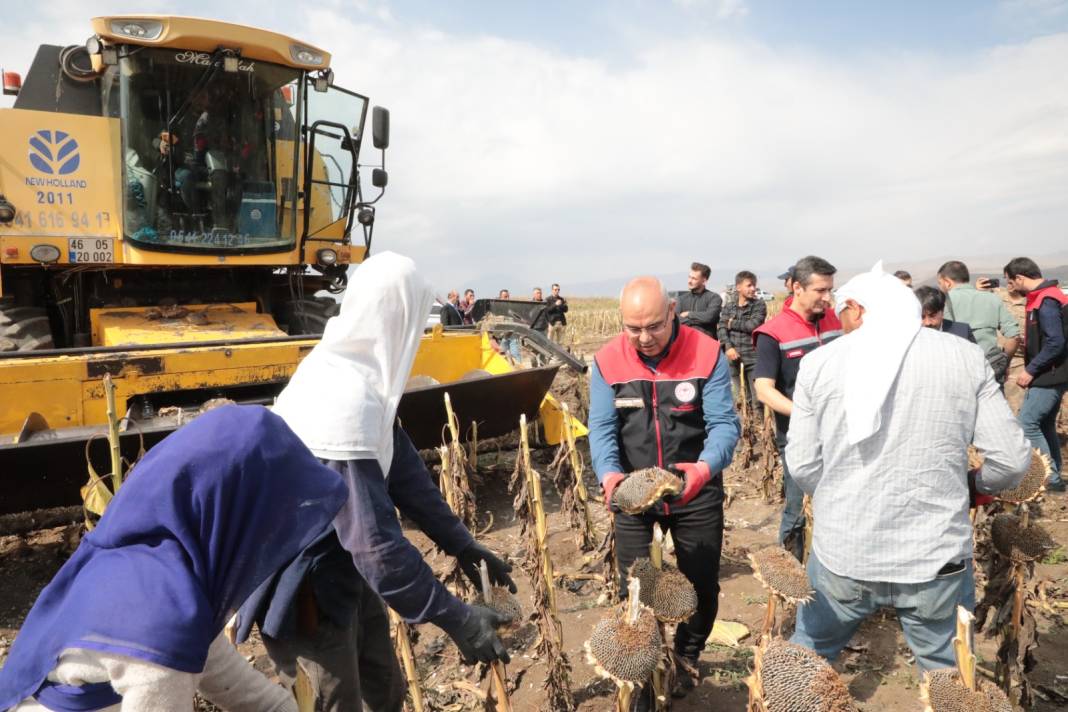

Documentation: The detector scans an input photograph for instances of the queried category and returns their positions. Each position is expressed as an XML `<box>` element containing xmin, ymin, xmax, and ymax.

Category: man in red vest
<box><xmin>589</xmin><ymin>276</ymin><xmax>740</xmax><ymax>702</ymax></box>
<box><xmin>753</xmin><ymin>256</ymin><xmax>843</xmax><ymax>560</ymax></box>
<box><xmin>1004</xmin><ymin>257</ymin><xmax>1068</xmax><ymax>492</ymax></box>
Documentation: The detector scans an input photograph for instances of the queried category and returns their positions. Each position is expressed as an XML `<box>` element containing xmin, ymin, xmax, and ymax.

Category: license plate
<box><xmin>68</xmin><ymin>238</ymin><xmax>114</xmax><ymax>264</ymax></box>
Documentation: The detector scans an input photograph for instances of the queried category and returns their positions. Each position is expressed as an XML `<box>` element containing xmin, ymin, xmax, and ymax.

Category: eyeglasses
<box><xmin>623</xmin><ymin>312</ymin><xmax>673</xmax><ymax>337</ymax></box>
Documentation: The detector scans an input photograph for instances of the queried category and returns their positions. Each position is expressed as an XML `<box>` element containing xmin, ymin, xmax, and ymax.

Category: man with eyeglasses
<box><xmin>589</xmin><ymin>276</ymin><xmax>740</xmax><ymax>704</ymax></box>
<box><xmin>753</xmin><ymin>255</ymin><xmax>843</xmax><ymax>562</ymax></box>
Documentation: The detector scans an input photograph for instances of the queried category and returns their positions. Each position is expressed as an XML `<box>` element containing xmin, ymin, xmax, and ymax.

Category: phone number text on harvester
<box><xmin>12</xmin><ymin>211</ymin><xmax>112</xmax><ymax>231</ymax></box>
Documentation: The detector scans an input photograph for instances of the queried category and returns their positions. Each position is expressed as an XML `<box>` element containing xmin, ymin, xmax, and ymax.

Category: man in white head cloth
<box><xmin>238</xmin><ymin>252</ymin><xmax>515</xmax><ymax>711</ymax></box>
<box><xmin>784</xmin><ymin>261</ymin><xmax>1031</xmax><ymax>671</ymax></box>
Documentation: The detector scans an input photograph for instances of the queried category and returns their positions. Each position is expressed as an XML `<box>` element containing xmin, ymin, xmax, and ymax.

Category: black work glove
<box><xmin>457</xmin><ymin>541</ymin><xmax>517</xmax><ymax>593</ymax></box>
<box><xmin>447</xmin><ymin>605</ymin><xmax>512</xmax><ymax>664</ymax></box>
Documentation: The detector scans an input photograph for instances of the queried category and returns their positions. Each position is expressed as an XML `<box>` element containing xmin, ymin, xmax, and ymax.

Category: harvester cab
<box><xmin>0</xmin><ymin>16</ymin><xmax>586</xmax><ymax>515</ymax></box>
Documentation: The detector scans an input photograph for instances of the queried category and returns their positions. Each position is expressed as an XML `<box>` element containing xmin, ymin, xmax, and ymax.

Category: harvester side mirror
<box><xmin>372</xmin><ymin>168</ymin><xmax>388</xmax><ymax>188</ymax></box>
<box><xmin>372</xmin><ymin>107</ymin><xmax>390</xmax><ymax>149</ymax></box>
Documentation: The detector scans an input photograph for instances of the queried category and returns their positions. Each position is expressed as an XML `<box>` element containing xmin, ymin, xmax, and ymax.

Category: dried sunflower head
<box><xmin>612</xmin><ymin>468</ymin><xmax>683</xmax><ymax>514</ymax></box>
<box><xmin>920</xmin><ymin>669</ymin><xmax>1012</xmax><ymax>712</ymax></box>
<box><xmin>990</xmin><ymin>513</ymin><xmax>1055</xmax><ymax>562</ymax></box>
<box><xmin>753</xmin><ymin>639</ymin><xmax>858</xmax><ymax>712</ymax></box>
<box><xmin>486</xmin><ymin>587</ymin><xmax>522</xmax><ymax>626</ymax></box>
<box><xmin>997</xmin><ymin>449</ymin><xmax>1051</xmax><ymax>504</ymax></box>
<box><xmin>749</xmin><ymin>546</ymin><xmax>814</xmax><ymax>604</ymax></box>
<box><xmin>584</xmin><ymin>602</ymin><xmax>662</xmax><ymax>685</ymax></box>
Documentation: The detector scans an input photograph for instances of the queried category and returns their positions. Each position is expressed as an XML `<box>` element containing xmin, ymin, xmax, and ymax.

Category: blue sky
<box><xmin>3</xmin><ymin>0</ymin><xmax>1068</xmax><ymax>293</ymax></box>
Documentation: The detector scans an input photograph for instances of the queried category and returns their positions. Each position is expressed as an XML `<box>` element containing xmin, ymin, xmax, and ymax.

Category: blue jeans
<box><xmin>777</xmin><ymin>440</ymin><xmax>806</xmax><ymax>561</ymax></box>
<box><xmin>1018</xmin><ymin>383</ymin><xmax>1067</xmax><ymax>486</ymax></box>
<box><xmin>499</xmin><ymin>336</ymin><xmax>521</xmax><ymax>363</ymax></box>
<box><xmin>792</xmin><ymin>553</ymin><xmax>964</xmax><ymax>671</ymax></box>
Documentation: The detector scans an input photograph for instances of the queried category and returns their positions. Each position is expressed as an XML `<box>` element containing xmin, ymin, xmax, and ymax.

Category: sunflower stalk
<box><xmin>389</xmin><ymin>609</ymin><xmax>425</xmax><ymax>712</ymax></box>
<box><xmin>519</xmin><ymin>414</ymin><xmax>575</xmax><ymax>711</ymax></box>
<box><xmin>479</xmin><ymin>561</ymin><xmax>512</xmax><ymax>712</ymax></box>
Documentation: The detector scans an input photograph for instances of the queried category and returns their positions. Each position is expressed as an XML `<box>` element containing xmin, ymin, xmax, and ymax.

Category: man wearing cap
<box><xmin>589</xmin><ymin>276</ymin><xmax>739</xmax><ymax>702</ymax></box>
<box><xmin>786</xmin><ymin>262</ymin><xmax>1030</xmax><ymax>670</ymax></box>
<box><xmin>753</xmin><ymin>256</ymin><xmax>842</xmax><ymax>561</ymax></box>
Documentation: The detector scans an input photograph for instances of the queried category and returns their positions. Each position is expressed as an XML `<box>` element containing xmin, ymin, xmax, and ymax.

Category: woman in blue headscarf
<box><xmin>0</xmin><ymin>405</ymin><xmax>348</xmax><ymax>712</ymax></box>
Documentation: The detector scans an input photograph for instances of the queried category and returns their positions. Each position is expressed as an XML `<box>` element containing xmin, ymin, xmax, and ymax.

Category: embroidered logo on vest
<box><xmin>614</xmin><ymin>397</ymin><xmax>645</xmax><ymax>409</ymax></box>
<box><xmin>674</xmin><ymin>382</ymin><xmax>696</xmax><ymax>403</ymax></box>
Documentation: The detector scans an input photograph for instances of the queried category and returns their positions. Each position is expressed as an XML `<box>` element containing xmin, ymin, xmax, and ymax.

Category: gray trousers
<box><xmin>262</xmin><ymin>584</ymin><xmax>405</xmax><ymax>712</ymax></box>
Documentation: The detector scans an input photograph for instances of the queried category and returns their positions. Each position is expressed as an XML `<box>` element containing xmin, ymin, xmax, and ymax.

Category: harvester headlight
<box><xmin>110</xmin><ymin>20</ymin><xmax>164</xmax><ymax>41</ymax></box>
<box><xmin>316</xmin><ymin>248</ymin><xmax>338</xmax><ymax>266</ymax></box>
<box><xmin>290</xmin><ymin>45</ymin><xmax>324</xmax><ymax>66</ymax></box>
<box><xmin>30</xmin><ymin>244</ymin><xmax>61</xmax><ymax>263</ymax></box>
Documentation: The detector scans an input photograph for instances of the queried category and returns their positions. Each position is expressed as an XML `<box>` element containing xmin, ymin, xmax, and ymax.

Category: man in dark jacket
<box><xmin>718</xmin><ymin>270</ymin><xmax>767</xmax><ymax>411</ymax></box>
<box><xmin>440</xmin><ymin>290</ymin><xmax>464</xmax><ymax>327</ymax></box>
<box><xmin>545</xmin><ymin>283</ymin><xmax>569</xmax><ymax>342</ymax></box>
<box><xmin>676</xmin><ymin>262</ymin><xmax>722</xmax><ymax>337</ymax></box>
<box><xmin>914</xmin><ymin>286</ymin><xmax>975</xmax><ymax>342</ymax></box>
<box><xmin>1004</xmin><ymin>257</ymin><xmax>1068</xmax><ymax>492</ymax></box>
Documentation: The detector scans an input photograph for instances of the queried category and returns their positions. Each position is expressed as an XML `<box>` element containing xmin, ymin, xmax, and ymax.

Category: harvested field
<box><xmin>2</xmin><ymin>311</ymin><xmax>1067</xmax><ymax>711</ymax></box>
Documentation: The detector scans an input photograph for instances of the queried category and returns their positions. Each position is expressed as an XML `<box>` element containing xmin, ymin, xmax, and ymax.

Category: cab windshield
<box><xmin>118</xmin><ymin>48</ymin><xmax>301</xmax><ymax>252</ymax></box>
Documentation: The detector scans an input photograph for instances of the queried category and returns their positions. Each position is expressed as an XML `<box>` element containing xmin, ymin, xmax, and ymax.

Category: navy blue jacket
<box><xmin>941</xmin><ymin>319</ymin><xmax>976</xmax><ymax>343</ymax></box>
<box><xmin>238</xmin><ymin>426</ymin><xmax>474</xmax><ymax>641</ymax></box>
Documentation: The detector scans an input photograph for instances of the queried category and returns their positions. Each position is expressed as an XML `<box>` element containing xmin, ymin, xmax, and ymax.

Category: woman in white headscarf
<box><xmin>241</xmin><ymin>252</ymin><xmax>515</xmax><ymax>712</ymax></box>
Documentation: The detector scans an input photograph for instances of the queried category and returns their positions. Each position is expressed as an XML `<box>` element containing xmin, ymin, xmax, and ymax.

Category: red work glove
<box><xmin>672</xmin><ymin>461</ymin><xmax>712</xmax><ymax>507</ymax></box>
<box><xmin>602</xmin><ymin>472</ymin><xmax>625</xmax><ymax>508</ymax></box>
<box><xmin>968</xmin><ymin>468</ymin><xmax>995</xmax><ymax>509</ymax></box>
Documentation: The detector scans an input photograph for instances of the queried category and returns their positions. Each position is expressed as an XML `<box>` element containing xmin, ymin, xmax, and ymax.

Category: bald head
<box><xmin>620</xmin><ymin>277</ymin><xmax>674</xmax><ymax>357</ymax></box>
<box><xmin>620</xmin><ymin>277</ymin><xmax>668</xmax><ymax>310</ymax></box>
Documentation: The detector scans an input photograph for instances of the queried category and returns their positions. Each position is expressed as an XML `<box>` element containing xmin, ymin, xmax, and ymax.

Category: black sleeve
<box><xmin>753</xmin><ymin>333</ymin><xmax>781</xmax><ymax>382</ymax></box>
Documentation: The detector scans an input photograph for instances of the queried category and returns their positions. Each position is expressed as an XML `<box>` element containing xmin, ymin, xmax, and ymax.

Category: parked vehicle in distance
<box><xmin>426</xmin><ymin>301</ymin><xmax>443</xmax><ymax>330</ymax></box>
<box><xmin>755</xmin><ymin>288</ymin><xmax>774</xmax><ymax>301</ymax></box>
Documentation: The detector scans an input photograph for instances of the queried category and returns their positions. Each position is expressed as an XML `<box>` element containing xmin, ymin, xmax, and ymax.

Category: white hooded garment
<box><xmin>833</xmin><ymin>261</ymin><xmax>923</xmax><ymax>445</ymax></box>
<box><xmin>272</xmin><ymin>251</ymin><xmax>433</xmax><ymax>473</ymax></box>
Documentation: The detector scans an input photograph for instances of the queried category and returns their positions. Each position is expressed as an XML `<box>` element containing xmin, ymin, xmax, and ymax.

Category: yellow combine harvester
<box><xmin>0</xmin><ymin>16</ymin><xmax>585</xmax><ymax>513</ymax></box>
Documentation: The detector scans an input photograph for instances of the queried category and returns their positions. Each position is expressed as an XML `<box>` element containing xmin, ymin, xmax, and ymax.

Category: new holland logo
<box><xmin>28</xmin><ymin>130</ymin><xmax>80</xmax><ymax>175</ymax></box>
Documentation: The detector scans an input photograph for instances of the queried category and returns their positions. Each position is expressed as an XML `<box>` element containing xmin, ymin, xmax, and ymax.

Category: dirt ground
<box><xmin>2</xmin><ymin>436</ymin><xmax>1066</xmax><ymax>711</ymax></box>
<box><xmin>2</xmin><ymin>326</ymin><xmax>1067</xmax><ymax>710</ymax></box>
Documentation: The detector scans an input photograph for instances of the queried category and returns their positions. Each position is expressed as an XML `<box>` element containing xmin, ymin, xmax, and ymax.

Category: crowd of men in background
<box><xmin>589</xmin><ymin>253</ymin><xmax>1065</xmax><ymax>705</ymax></box>
<box><xmin>438</xmin><ymin>284</ymin><xmax>570</xmax><ymax>340</ymax></box>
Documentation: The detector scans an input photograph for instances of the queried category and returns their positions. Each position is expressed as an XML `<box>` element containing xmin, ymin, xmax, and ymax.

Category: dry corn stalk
<box><xmin>479</xmin><ymin>561</ymin><xmax>512</xmax><ymax>712</ymax></box>
<box><xmin>548</xmin><ymin>403</ymin><xmax>597</xmax><ymax>552</ymax></box>
<box><xmin>81</xmin><ymin>374</ymin><xmax>144</xmax><ymax>529</ymax></box>
<box><xmin>519</xmin><ymin>414</ymin><xmax>575</xmax><ymax>712</ymax></box>
<box><xmin>759</xmin><ymin>406</ymin><xmax>782</xmax><ymax>503</ymax></box>
<box><xmin>974</xmin><ymin>506</ymin><xmax>1055</xmax><ymax>707</ymax></box>
<box><xmin>441</xmin><ymin>392</ymin><xmax>478</xmax><ymax>530</ymax></box>
<box><xmin>389</xmin><ymin>608</ymin><xmax>426</xmax><ymax>712</ymax></box>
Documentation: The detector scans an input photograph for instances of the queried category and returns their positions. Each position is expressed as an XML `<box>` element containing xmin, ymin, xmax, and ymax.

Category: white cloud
<box><xmin>4</xmin><ymin>6</ymin><xmax>1067</xmax><ymax>293</ymax></box>
<box><xmin>298</xmin><ymin>13</ymin><xmax>1068</xmax><ymax>291</ymax></box>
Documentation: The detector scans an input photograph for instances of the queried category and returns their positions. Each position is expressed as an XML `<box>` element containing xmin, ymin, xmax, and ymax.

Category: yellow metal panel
<box><xmin>410</xmin><ymin>329</ymin><xmax>484</xmax><ymax>382</ymax></box>
<box><xmin>0</xmin><ymin>111</ymin><xmax>123</xmax><ymax>262</ymax></box>
<box><xmin>120</xmin><ymin>243</ymin><xmax>303</xmax><ymax>266</ymax></box>
<box><xmin>0</xmin><ymin>339</ymin><xmax>318</xmax><ymax>435</ymax></box>
<box><xmin>89</xmin><ymin>303</ymin><xmax>284</xmax><ymax>347</ymax></box>
<box><xmin>91</xmin><ymin>16</ymin><xmax>331</xmax><ymax>70</ymax></box>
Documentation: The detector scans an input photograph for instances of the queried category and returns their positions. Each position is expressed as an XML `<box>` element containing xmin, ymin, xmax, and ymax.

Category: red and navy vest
<box><xmin>752</xmin><ymin>306</ymin><xmax>843</xmax><ymax>434</ymax></box>
<box><xmin>1024</xmin><ymin>281</ymin><xmax>1068</xmax><ymax>387</ymax></box>
<box><xmin>594</xmin><ymin>325</ymin><xmax>720</xmax><ymax>474</ymax></box>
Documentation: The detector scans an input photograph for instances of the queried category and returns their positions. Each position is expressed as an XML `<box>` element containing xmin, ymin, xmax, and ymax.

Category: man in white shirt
<box><xmin>785</xmin><ymin>262</ymin><xmax>1031</xmax><ymax>671</ymax></box>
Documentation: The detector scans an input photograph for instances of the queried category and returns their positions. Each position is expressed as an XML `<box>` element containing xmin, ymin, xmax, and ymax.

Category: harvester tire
<box><xmin>277</xmin><ymin>296</ymin><xmax>340</xmax><ymax>336</ymax></box>
<box><xmin>0</xmin><ymin>305</ymin><xmax>54</xmax><ymax>351</ymax></box>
